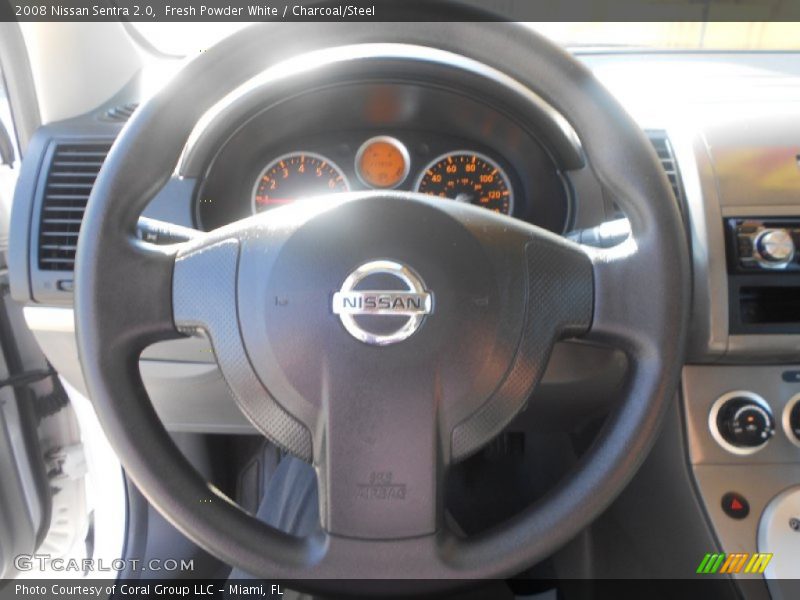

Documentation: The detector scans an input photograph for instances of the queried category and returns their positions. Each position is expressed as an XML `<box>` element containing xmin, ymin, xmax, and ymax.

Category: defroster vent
<box><xmin>37</xmin><ymin>141</ymin><xmax>112</xmax><ymax>271</ymax></box>
<box><xmin>101</xmin><ymin>103</ymin><xmax>138</xmax><ymax>123</ymax></box>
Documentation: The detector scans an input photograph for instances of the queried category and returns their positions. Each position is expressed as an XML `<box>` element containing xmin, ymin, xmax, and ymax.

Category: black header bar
<box><xmin>2</xmin><ymin>0</ymin><xmax>800</xmax><ymax>22</ymax></box>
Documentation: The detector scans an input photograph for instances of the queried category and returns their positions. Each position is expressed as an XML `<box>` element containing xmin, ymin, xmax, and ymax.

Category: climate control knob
<box><xmin>711</xmin><ymin>392</ymin><xmax>775</xmax><ymax>454</ymax></box>
<box><xmin>756</xmin><ymin>229</ymin><xmax>795</xmax><ymax>265</ymax></box>
<box><xmin>783</xmin><ymin>394</ymin><xmax>800</xmax><ymax>448</ymax></box>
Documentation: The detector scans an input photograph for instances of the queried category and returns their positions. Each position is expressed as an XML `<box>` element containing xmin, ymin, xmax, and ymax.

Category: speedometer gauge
<box><xmin>252</xmin><ymin>152</ymin><xmax>349</xmax><ymax>213</ymax></box>
<box><xmin>416</xmin><ymin>151</ymin><xmax>513</xmax><ymax>215</ymax></box>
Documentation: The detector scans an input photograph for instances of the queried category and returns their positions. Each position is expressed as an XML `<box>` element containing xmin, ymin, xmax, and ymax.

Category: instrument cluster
<box><xmin>251</xmin><ymin>136</ymin><xmax>514</xmax><ymax>216</ymax></box>
<box><xmin>196</xmin><ymin>128</ymin><xmax>571</xmax><ymax>233</ymax></box>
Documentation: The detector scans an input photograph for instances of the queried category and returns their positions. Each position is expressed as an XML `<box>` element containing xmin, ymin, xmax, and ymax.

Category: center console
<box><xmin>676</xmin><ymin>104</ymin><xmax>800</xmax><ymax>599</ymax></box>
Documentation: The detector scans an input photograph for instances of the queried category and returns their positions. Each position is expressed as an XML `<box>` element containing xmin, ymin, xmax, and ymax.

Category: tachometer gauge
<box><xmin>252</xmin><ymin>152</ymin><xmax>349</xmax><ymax>213</ymax></box>
<box><xmin>416</xmin><ymin>151</ymin><xmax>513</xmax><ymax>215</ymax></box>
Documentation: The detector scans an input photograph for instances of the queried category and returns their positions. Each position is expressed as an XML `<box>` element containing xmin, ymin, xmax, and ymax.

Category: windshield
<box><xmin>132</xmin><ymin>22</ymin><xmax>800</xmax><ymax>57</ymax></box>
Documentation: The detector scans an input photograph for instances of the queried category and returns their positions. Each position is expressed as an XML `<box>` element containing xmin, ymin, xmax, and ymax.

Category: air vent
<box><xmin>37</xmin><ymin>141</ymin><xmax>112</xmax><ymax>271</ymax></box>
<box><xmin>609</xmin><ymin>131</ymin><xmax>685</xmax><ymax>220</ymax></box>
<box><xmin>647</xmin><ymin>131</ymin><xmax>684</xmax><ymax>203</ymax></box>
<box><xmin>101</xmin><ymin>102</ymin><xmax>138</xmax><ymax>122</ymax></box>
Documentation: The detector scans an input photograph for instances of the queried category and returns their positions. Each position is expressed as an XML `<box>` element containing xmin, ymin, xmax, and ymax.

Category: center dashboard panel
<box><xmin>673</xmin><ymin>102</ymin><xmax>800</xmax><ymax>598</ymax></box>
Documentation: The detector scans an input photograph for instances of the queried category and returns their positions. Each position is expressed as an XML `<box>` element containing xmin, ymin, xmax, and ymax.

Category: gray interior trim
<box><xmin>680</xmin><ymin>110</ymin><xmax>800</xmax><ymax>361</ymax></box>
<box><xmin>677</xmin><ymin>128</ymin><xmax>728</xmax><ymax>362</ymax></box>
<box><xmin>683</xmin><ymin>365</ymin><xmax>800</xmax><ymax>466</ymax></box>
<box><xmin>669</xmin><ymin>129</ymin><xmax>728</xmax><ymax>362</ymax></box>
<box><xmin>23</xmin><ymin>306</ymin><xmax>253</xmax><ymax>434</ymax></box>
<box><xmin>758</xmin><ymin>485</ymin><xmax>800</xmax><ymax>597</ymax></box>
<box><xmin>0</xmin><ymin>392</ymin><xmax>40</xmax><ymax>578</ymax></box>
<box><xmin>693</xmin><ymin>465</ymin><xmax>794</xmax><ymax>597</ymax></box>
<box><xmin>22</xmin><ymin>306</ymin><xmax>74</xmax><ymax>332</ymax></box>
<box><xmin>684</xmin><ymin>365</ymin><xmax>800</xmax><ymax>597</ymax></box>
<box><xmin>22</xmin><ymin>306</ymin><xmax>630</xmax><ymax>436</ymax></box>
<box><xmin>0</xmin><ymin>23</ymin><xmax>41</xmax><ymax>156</ymax></box>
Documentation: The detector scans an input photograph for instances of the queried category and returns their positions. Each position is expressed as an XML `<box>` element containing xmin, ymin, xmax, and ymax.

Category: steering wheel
<box><xmin>74</xmin><ymin>21</ymin><xmax>688</xmax><ymax>592</ymax></box>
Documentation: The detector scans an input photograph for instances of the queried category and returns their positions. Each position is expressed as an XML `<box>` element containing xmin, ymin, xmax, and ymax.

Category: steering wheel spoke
<box><xmin>172</xmin><ymin>234</ymin><xmax>240</xmax><ymax>337</ymax></box>
<box><xmin>172</xmin><ymin>229</ymin><xmax>315</xmax><ymax>460</ymax></box>
<box><xmin>76</xmin><ymin>234</ymin><xmax>183</xmax><ymax>358</ymax></box>
<box><xmin>317</xmin><ymin>381</ymin><xmax>442</xmax><ymax>540</ymax></box>
<box><xmin>582</xmin><ymin>238</ymin><xmax>667</xmax><ymax>354</ymax></box>
<box><xmin>446</xmin><ymin>223</ymin><xmax>593</xmax><ymax>461</ymax></box>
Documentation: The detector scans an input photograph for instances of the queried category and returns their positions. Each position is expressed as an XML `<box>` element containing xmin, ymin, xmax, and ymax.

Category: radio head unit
<box><xmin>726</xmin><ymin>217</ymin><xmax>800</xmax><ymax>334</ymax></box>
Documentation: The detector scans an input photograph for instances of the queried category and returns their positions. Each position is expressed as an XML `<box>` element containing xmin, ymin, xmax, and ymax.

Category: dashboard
<box><xmin>10</xmin><ymin>45</ymin><xmax>800</xmax><ymax>593</ymax></box>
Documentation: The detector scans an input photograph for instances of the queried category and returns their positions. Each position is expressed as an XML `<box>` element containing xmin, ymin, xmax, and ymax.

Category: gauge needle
<box><xmin>256</xmin><ymin>198</ymin><xmax>294</xmax><ymax>205</ymax></box>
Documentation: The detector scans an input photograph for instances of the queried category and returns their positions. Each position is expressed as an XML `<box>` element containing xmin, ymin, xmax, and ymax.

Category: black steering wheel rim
<box><xmin>75</xmin><ymin>21</ymin><xmax>689</xmax><ymax>592</ymax></box>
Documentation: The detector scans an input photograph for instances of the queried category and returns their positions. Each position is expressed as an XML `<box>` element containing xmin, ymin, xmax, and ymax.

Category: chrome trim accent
<box><xmin>332</xmin><ymin>260</ymin><xmax>433</xmax><ymax>346</ymax></box>
<box><xmin>708</xmin><ymin>390</ymin><xmax>773</xmax><ymax>456</ymax></box>
<box><xmin>781</xmin><ymin>393</ymin><xmax>800</xmax><ymax>449</ymax></box>
<box><xmin>753</xmin><ymin>228</ymin><xmax>795</xmax><ymax>269</ymax></box>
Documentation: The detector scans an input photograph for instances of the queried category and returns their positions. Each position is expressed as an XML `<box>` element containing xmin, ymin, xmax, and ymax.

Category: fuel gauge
<box><xmin>355</xmin><ymin>136</ymin><xmax>410</xmax><ymax>189</ymax></box>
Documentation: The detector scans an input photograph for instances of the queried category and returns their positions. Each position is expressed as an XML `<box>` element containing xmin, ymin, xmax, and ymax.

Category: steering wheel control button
<box><xmin>709</xmin><ymin>391</ymin><xmax>775</xmax><ymax>455</ymax></box>
<box><xmin>332</xmin><ymin>260</ymin><xmax>433</xmax><ymax>346</ymax></box>
<box><xmin>722</xmin><ymin>492</ymin><xmax>750</xmax><ymax>520</ymax></box>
